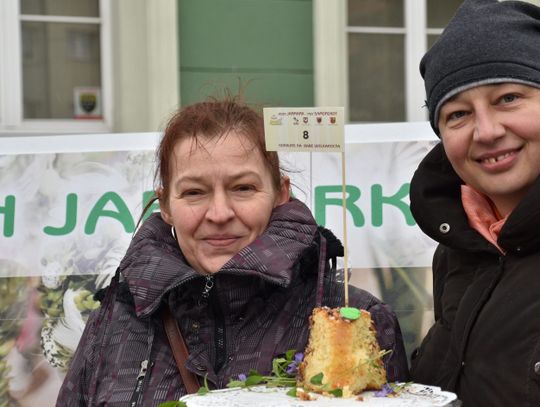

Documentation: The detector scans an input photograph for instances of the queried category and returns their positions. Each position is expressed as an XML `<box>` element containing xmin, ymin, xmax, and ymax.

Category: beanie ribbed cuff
<box><xmin>431</xmin><ymin>63</ymin><xmax>540</xmax><ymax>130</ymax></box>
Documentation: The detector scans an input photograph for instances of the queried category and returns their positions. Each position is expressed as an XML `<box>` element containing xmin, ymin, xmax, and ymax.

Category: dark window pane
<box><xmin>428</xmin><ymin>34</ymin><xmax>439</xmax><ymax>49</ymax></box>
<box><xmin>348</xmin><ymin>33</ymin><xmax>405</xmax><ymax>122</ymax></box>
<box><xmin>21</xmin><ymin>0</ymin><xmax>99</xmax><ymax>17</ymax></box>
<box><xmin>22</xmin><ymin>22</ymin><xmax>102</xmax><ymax>119</ymax></box>
<box><xmin>348</xmin><ymin>0</ymin><xmax>403</xmax><ymax>27</ymax></box>
<box><xmin>427</xmin><ymin>0</ymin><xmax>462</xmax><ymax>28</ymax></box>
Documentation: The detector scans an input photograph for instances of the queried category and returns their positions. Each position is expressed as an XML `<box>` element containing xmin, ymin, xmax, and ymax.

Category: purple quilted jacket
<box><xmin>56</xmin><ymin>199</ymin><xmax>408</xmax><ymax>406</ymax></box>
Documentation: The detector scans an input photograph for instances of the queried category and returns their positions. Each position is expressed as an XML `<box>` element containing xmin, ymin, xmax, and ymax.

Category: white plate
<box><xmin>179</xmin><ymin>384</ymin><xmax>458</xmax><ymax>407</ymax></box>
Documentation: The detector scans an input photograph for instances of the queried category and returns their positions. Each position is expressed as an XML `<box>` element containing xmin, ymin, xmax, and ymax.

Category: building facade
<box><xmin>11</xmin><ymin>1</ymin><xmax>540</xmax><ymax>136</ymax></box>
<box><xmin>4</xmin><ymin>0</ymin><xmax>539</xmax><ymax>136</ymax></box>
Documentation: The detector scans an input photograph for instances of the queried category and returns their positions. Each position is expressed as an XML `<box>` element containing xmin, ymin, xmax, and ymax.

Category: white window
<box><xmin>0</xmin><ymin>0</ymin><xmax>111</xmax><ymax>134</ymax></box>
<box><xmin>314</xmin><ymin>0</ymin><xmax>462</xmax><ymax>123</ymax></box>
<box><xmin>346</xmin><ymin>0</ymin><xmax>463</xmax><ymax>122</ymax></box>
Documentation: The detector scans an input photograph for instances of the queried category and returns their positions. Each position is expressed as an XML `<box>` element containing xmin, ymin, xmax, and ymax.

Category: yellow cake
<box><xmin>297</xmin><ymin>306</ymin><xmax>387</xmax><ymax>396</ymax></box>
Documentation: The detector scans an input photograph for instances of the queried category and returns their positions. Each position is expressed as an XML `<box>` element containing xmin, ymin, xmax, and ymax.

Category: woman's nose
<box><xmin>205</xmin><ymin>191</ymin><xmax>235</xmax><ymax>223</ymax></box>
<box><xmin>473</xmin><ymin>108</ymin><xmax>505</xmax><ymax>143</ymax></box>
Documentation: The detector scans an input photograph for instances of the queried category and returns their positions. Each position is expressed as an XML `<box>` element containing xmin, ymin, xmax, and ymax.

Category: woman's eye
<box><xmin>447</xmin><ymin>110</ymin><xmax>467</xmax><ymax>121</ymax></box>
<box><xmin>499</xmin><ymin>93</ymin><xmax>518</xmax><ymax>104</ymax></box>
<box><xmin>235</xmin><ymin>184</ymin><xmax>255</xmax><ymax>193</ymax></box>
<box><xmin>182</xmin><ymin>189</ymin><xmax>203</xmax><ymax>197</ymax></box>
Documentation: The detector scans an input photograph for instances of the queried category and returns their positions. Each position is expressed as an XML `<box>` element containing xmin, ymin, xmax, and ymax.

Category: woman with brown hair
<box><xmin>56</xmin><ymin>97</ymin><xmax>408</xmax><ymax>406</ymax></box>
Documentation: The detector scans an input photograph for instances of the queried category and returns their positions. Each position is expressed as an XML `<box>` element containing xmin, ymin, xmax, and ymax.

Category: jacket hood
<box><xmin>410</xmin><ymin>143</ymin><xmax>540</xmax><ymax>254</ymax></box>
<box><xmin>119</xmin><ymin>199</ymin><xmax>321</xmax><ymax>317</ymax></box>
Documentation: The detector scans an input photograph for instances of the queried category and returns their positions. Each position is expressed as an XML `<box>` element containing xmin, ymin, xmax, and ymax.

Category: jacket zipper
<box><xmin>210</xmin><ymin>282</ymin><xmax>227</xmax><ymax>375</ymax></box>
<box><xmin>201</xmin><ymin>275</ymin><xmax>214</xmax><ymax>300</ymax></box>
<box><xmin>129</xmin><ymin>359</ymin><xmax>152</xmax><ymax>407</ymax></box>
<box><xmin>201</xmin><ymin>275</ymin><xmax>226</xmax><ymax>376</ymax></box>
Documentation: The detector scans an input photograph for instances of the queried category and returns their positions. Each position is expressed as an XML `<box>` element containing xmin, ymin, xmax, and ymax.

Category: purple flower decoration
<box><xmin>286</xmin><ymin>363</ymin><xmax>297</xmax><ymax>375</ymax></box>
<box><xmin>374</xmin><ymin>383</ymin><xmax>394</xmax><ymax>397</ymax></box>
<box><xmin>285</xmin><ymin>352</ymin><xmax>304</xmax><ymax>375</ymax></box>
<box><xmin>238</xmin><ymin>373</ymin><xmax>247</xmax><ymax>382</ymax></box>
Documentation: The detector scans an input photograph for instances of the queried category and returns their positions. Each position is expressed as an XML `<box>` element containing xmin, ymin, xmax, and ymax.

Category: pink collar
<box><xmin>461</xmin><ymin>185</ymin><xmax>507</xmax><ymax>254</ymax></box>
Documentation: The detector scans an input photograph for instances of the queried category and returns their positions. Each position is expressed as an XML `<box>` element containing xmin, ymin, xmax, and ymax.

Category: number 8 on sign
<box><xmin>263</xmin><ymin>107</ymin><xmax>343</xmax><ymax>152</ymax></box>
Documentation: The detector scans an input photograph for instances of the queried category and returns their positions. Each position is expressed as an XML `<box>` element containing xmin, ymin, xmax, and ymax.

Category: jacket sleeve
<box><xmin>366</xmin><ymin>301</ymin><xmax>410</xmax><ymax>382</ymax></box>
<box><xmin>409</xmin><ymin>244</ymin><xmax>474</xmax><ymax>386</ymax></box>
<box><xmin>55</xmin><ymin>308</ymin><xmax>100</xmax><ymax>407</ymax></box>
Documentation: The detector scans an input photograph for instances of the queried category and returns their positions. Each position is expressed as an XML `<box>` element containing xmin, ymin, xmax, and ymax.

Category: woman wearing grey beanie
<box><xmin>409</xmin><ymin>0</ymin><xmax>540</xmax><ymax>406</ymax></box>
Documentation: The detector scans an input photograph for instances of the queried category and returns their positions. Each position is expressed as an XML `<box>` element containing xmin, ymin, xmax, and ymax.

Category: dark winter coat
<box><xmin>56</xmin><ymin>199</ymin><xmax>408</xmax><ymax>407</ymax></box>
<box><xmin>409</xmin><ymin>143</ymin><xmax>540</xmax><ymax>407</ymax></box>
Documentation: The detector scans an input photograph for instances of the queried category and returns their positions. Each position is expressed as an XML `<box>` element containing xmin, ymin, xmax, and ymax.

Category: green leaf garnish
<box><xmin>271</xmin><ymin>357</ymin><xmax>287</xmax><ymax>376</ymax></box>
<box><xmin>245</xmin><ymin>374</ymin><xmax>264</xmax><ymax>386</ymax></box>
<box><xmin>196</xmin><ymin>374</ymin><xmax>210</xmax><ymax>394</ymax></box>
<box><xmin>286</xmin><ymin>387</ymin><xmax>298</xmax><ymax>397</ymax></box>
<box><xmin>226</xmin><ymin>380</ymin><xmax>246</xmax><ymax>388</ymax></box>
<box><xmin>391</xmin><ymin>381</ymin><xmax>413</xmax><ymax>393</ymax></box>
<box><xmin>285</xmin><ymin>349</ymin><xmax>296</xmax><ymax>360</ymax></box>
<box><xmin>225</xmin><ymin>349</ymin><xmax>299</xmax><ymax>393</ymax></box>
<box><xmin>328</xmin><ymin>388</ymin><xmax>343</xmax><ymax>397</ymax></box>
<box><xmin>310</xmin><ymin>372</ymin><xmax>324</xmax><ymax>385</ymax></box>
<box><xmin>157</xmin><ymin>402</ymin><xmax>187</xmax><ymax>407</ymax></box>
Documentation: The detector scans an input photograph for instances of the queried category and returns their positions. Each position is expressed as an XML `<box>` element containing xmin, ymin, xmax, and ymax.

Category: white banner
<box><xmin>0</xmin><ymin>122</ymin><xmax>439</xmax><ymax>404</ymax></box>
<box><xmin>0</xmin><ymin>123</ymin><xmax>439</xmax><ymax>277</ymax></box>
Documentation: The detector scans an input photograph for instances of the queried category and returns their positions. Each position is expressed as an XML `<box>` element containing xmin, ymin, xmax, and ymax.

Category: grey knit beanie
<box><xmin>420</xmin><ymin>0</ymin><xmax>540</xmax><ymax>135</ymax></box>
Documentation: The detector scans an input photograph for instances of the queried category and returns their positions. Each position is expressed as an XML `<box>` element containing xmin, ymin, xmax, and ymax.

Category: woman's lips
<box><xmin>475</xmin><ymin>147</ymin><xmax>521</xmax><ymax>171</ymax></box>
<box><xmin>203</xmin><ymin>235</ymin><xmax>240</xmax><ymax>247</ymax></box>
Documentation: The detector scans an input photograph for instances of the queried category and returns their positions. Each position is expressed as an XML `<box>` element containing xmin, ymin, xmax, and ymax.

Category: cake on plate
<box><xmin>297</xmin><ymin>306</ymin><xmax>387</xmax><ymax>397</ymax></box>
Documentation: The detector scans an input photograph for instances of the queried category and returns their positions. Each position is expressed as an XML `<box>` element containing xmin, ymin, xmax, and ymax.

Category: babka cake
<box><xmin>297</xmin><ymin>306</ymin><xmax>387</xmax><ymax>397</ymax></box>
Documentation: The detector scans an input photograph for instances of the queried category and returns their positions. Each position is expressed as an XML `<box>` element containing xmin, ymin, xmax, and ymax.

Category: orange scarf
<box><xmin>461</xmin><ymin>185</ymin><xmax>507</xmax><ymax>254</ymax></box>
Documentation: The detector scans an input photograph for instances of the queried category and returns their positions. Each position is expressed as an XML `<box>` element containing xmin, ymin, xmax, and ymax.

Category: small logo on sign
<box><xmin>330</xmin><ymin>117</ymin><xmax>336</xmax><ymax>124</ymax></box>
<box><xmin>303</xmin><ymin>117</ymin><xmax>308</xmax><ymax>124</ymax></box>
<box><xmin>269</xmin><ymin>115</ymin><xmax>282</xmax><ymax>125</ymax></box>
<box><xmin>316</xmin><ymin>117</ymin><xmax>322</xmax><ymax>124</ymax></box>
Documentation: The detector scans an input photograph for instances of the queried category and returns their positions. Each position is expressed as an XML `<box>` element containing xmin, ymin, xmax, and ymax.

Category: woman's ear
<box><xmin>276</xmin><ymin>176</ymin><xmax>291</xmax><ymax>206</ymax></box>
<box><xmin>156</xmin><ymin>188</ymin><xmax>173</xmax><ymax>225</ymax></box>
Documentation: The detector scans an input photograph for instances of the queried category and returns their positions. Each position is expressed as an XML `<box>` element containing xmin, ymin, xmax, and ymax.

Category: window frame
<box><xmin>0</xmin><ymin>0</ymin><xmax>112</xmax><ymax>134</ymax></box>
<box><xmin>314</xmin><ymin>0</ymin><xmax>429</xmax><ymax>123</ymax></box>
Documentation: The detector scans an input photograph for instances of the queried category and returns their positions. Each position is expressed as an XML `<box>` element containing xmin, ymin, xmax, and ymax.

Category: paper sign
<box><xmin>263</xmin><ymin>107</ymin><xmax>344</xmax><ymax>152</ymax></box>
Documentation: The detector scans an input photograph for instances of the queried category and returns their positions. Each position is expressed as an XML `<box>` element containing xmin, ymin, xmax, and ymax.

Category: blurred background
<box><xmin>1</xmin><ymin>0</ymin><xmax>475</xmax><ymax>136</ymax></box>
<box><xmin>2</xmin><ymin>1</ymin><xmax>540</xmax><ymax>405</ymax></box>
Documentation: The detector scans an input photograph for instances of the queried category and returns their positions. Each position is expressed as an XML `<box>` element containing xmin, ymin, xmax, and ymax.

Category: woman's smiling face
<box><xmin>438</xmin><ymin>83</ymin><xmax>540</xmax><ymax>216</ymax></box>
<box><xmin>160</xmin><ymin>131</ymin><xmax>290</xmax><ymax>274</ymax></box>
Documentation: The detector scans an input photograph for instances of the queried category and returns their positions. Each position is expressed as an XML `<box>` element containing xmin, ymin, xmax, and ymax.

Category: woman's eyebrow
<box><xmin>173</xmin><ymin>170</ymin><xmax>262</xmax><ymax>188</ymax></box>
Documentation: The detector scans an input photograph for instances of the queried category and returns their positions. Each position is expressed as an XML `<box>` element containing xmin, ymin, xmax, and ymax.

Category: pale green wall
<box><xmin>178</xmin><ymin>0</ymin><xmax>314</xmax><ymax>107</ymax></box>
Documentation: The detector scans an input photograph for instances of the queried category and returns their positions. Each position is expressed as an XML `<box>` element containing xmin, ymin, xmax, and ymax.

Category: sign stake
<box><xmin>262</xmin><ymin>106</ymin><xmax>347</xmax><ymax>306</ymax></box>
<box><xmin>341</xmin><ymin>151</ymin><xmax>349</xmax><ymax>307</ymax></box>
